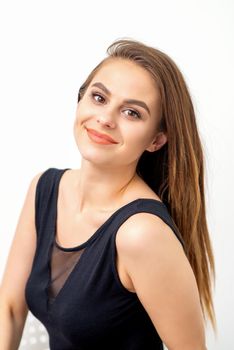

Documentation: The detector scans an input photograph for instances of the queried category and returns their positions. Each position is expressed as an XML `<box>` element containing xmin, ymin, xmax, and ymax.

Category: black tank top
<box><xmin>25</xmin><ymin>168</ymin><xmax>186</xmax><ymax>350</ymax></box>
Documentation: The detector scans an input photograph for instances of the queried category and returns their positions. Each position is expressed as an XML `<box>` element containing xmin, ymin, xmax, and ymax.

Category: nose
<box><xmin>96</xmin><ymin>115</ymin><xmax>116</xmax><ymax>128</ymax></box>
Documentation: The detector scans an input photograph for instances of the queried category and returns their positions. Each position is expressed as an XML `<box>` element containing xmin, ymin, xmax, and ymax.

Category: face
<box><xmin>73</xmin><ymin>58</ymin><xmax>167</xmax><ymax>169</ymax></box>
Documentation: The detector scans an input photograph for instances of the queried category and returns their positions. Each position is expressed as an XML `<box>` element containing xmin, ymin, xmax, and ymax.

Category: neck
<box><xmin>74</xmin><ymin>159</ymin><xmax>140</xmax><ymax>213</ymax></box>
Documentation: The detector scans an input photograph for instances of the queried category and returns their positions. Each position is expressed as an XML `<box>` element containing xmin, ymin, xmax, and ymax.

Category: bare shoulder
<box><xmin>30</xmin><ymin>170</ymin><xmax>45</xmax><ymax>188</ymax></box>
<box><xmin>116</xmin><ymin>210</ymin><xmax>185</xmax><ymax>258</ymax></box>
<box><xmin>17</xmin><ymin>170</ymin><xmax>45</xmax><ymax>221</ymax></box>
<box><xmin>116</xmin><ymin>178</ymin><xmax>186</xmax><ymax>264</ymax></box>
<box><xmin>22</xmin><ymin>170</ymin><xmax>45</xmax><ymax>210</ymax></box>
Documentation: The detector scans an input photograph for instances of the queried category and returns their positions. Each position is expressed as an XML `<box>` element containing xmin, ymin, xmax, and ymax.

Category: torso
<box><xmin>56</xmin><ymin>168</ymin><xmax>163</xmax><ymax>293</ymax></box>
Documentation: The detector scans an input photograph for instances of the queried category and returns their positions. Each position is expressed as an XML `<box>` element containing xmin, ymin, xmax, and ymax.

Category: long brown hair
<box><xmin>77</xmin><ymin>38</ymin><xmax>216</xmax><ymax>332</ymax></box>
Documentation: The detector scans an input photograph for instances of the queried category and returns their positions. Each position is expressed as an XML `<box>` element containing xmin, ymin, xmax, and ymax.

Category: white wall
<box><xmin>0</xmin><ymin>0</ymin><xmax>233</xmax><ymax>349</ymax></box>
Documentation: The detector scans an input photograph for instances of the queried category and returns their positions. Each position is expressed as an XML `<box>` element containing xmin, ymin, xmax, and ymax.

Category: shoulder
<box><xmin>116</xmin><ymin>210</ymin><xmax>189</xmax><ymax>293</ymax></box>
<box><xmin>26</xmin><ymin>167</ymin><xmax>72</xmax><ymax>203</ymax></box>
<box><xmin>116</xmin><ymin>177</ymin><xmax>186</xmax><ymax>259</ymax></box>
<box><xmin>29</xmin><ymin>169</ymin><xmax>46</xmax><ymax>185</ymax></box>
<box><xmin>26</xmin><ymin>170</ymin><xmax>46</xmax><ymax>198</ymax></box>
<box><xmin>116</xmin><ymin>210</ymin><xmax>184</xmax><ymax>258</ymax></box>
<box><xmin>20</xmin><ymin>170</ymin><xmax>49</xmax><ymax>219</ymax></box>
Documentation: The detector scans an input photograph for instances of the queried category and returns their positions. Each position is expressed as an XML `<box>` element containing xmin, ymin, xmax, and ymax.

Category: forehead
<box><xmin>89</xmin><ymin>59</ymin><xmax>160</xmax><ymax>103</ymax></box>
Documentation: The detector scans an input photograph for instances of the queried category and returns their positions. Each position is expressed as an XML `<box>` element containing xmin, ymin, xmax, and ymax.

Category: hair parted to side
<box><xmin>77</xmin><ymin>38</ymin><xmax>217</xmax><ymax>333</ymax></box>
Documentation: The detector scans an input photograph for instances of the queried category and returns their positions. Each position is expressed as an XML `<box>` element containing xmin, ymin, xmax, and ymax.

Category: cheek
<box><xmin>125</xmin><ymin>127</ymin><xmax>153</xmax><ymax>148</ymax></box>
<box><xmin>73</xmin><ymin>107</ymin><xmax>86</xmax><ymax>129</ymax></box>
<box><xmin>75</xmin><ymin>101</ymin><xmax>96</xmax><ymax>124</ymax></box>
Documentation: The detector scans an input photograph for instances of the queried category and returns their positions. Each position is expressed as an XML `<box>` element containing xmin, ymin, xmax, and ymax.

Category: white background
<box><xmin>0</xmin><ymin>0</ymin><xmax>233</xmax><ymax>349</ymax></box>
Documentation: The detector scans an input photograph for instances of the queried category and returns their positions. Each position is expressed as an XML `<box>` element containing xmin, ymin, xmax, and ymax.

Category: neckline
<box><xmin>53</xmin><ymin>168</ymin><xmax>166</xmax><ymax>252</ymax></box>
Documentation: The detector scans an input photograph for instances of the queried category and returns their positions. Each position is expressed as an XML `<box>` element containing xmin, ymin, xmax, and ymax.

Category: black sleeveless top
<box><xmin>25</xmin><ymin>168</ymin><xmax>186</xmax><ymax>350</ymax></box>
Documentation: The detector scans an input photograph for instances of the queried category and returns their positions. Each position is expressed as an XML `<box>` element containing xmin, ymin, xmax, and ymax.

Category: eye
<box><xmin>91</xmin><ymin>92</ymin><xmax>105</xmax><ymax>103</ymax></box>
<box><xmin>124</xmin><ymin>109</ymin><xmax>141</xmax><ymax>119</ymax></box>
<box><xmin>90</xmin><ymin>91</ymin><xmax>142</xmax><ymax>119</ymax></box>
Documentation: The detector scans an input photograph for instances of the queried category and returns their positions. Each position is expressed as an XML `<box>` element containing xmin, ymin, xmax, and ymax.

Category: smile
<box><xmin>86</xmin><ymin>129</ymin><xmax>118</xmax><ymax>145</ymax></box>
<box><xmin>86</xmin><ymin>128</ymin><xmax>118</xmax><ymax>145</ymax></box>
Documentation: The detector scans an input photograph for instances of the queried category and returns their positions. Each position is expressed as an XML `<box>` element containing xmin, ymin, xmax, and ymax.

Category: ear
<box><xmin>145</xmin><ymin>132</ymin><xmax>167</xmax><ymax>152</ymax></box>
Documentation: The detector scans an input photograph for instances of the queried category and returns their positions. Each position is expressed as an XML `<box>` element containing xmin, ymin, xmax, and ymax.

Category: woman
<box><xmin>0</xmin><ymin>38</ymin><xmax>216</xmax><ymax>349</ymax></box>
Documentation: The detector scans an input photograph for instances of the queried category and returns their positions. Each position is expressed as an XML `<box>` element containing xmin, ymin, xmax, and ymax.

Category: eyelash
<box><xmin>90</xmin><ymin>91</ymin><xmax>142</xmax><ymax>119</ymax></box>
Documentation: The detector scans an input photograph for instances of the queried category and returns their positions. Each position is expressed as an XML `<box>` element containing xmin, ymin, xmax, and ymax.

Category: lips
<box><xmin>85</xmin><ymin>127</ymin><xmax>118</xmax><ymax>144</ymax></box>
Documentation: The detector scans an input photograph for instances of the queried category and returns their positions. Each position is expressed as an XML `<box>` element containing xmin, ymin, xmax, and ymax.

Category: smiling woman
<box><xmin>73</xmin><ymin>57</ymin><xmax>164</xmax><ymax>171</ymax></box>
<box><xmin>0</xmin><ymin>38</ymin><xmax>216</xmax><ymax>350</ymax></box>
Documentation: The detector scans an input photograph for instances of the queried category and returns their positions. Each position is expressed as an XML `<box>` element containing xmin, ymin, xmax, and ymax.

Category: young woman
<box><xmin>0</xmin><ymin>38</ymin><xmax>216</xmax><ymax>349</ymax></box>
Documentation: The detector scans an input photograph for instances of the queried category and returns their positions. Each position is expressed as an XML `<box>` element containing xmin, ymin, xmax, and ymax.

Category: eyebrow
<box><xmin>90</xmin><ymin>82</ymin><xmax>151</xmax><ymax>115</ymax></box>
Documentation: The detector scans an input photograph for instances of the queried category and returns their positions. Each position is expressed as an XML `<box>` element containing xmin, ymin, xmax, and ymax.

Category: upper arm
<box><xmin>116</xmin><ymin>213</ymin><xmax>206</xmax><ymax>350</ymax></box>
<box><xmin>0</xmin><ymin>171</ymin><xmax>44</xmax><ymax>321</ymax></box>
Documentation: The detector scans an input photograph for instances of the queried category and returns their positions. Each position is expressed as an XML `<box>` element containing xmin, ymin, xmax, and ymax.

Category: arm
<box><xmin>116</xmin><ymin>212</ymin><xmax>207</xmax><ymax>350</ymax></box>
<box><xmin>0</xmin><ymin>171</ymin><xmax>43</xmax><ymax>350</ymax></box>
